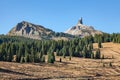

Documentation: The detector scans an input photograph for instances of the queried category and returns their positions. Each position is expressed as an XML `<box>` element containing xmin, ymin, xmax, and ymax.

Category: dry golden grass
<box><xmin>0</xmin><ymin>42</ymin><xmax>120</xmax><ymax>80</ymax></box>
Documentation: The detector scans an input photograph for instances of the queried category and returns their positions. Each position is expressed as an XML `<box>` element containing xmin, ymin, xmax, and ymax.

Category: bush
<box><xmin>59</xmin><ymin>58</ymin><xmax>62</xmax><ymax>62</ymax></box>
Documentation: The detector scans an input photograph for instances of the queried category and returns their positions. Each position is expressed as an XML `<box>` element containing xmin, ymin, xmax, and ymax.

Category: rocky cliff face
<box><xmin>8</xmin><ymin>19</ymin><xmax>103</xmax><ymax>40</ymax></box>
<box><xmin>7</xmin><ymin>21</ymin><xmax>54</xmax><ymax>39</ymax></box>
<box><xmin>65</xmin><ymin>18</ymin><xmax>103</xmax><ymax>37</ymax></box>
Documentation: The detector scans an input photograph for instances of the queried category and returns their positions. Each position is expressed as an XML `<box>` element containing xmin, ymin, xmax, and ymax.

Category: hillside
<box><xmin>7</xmin><ymin>21</ymin><xmax>55</xmax><ymax>39</ymax></box>
<box><xmin>7</xmin><ymin>21</ymin><xmax>74</xmax><ymax>40</ymax></box>
<box><xmin>0</xmin><ymin>42</ymin><xmax>120</xmax><ymax>80</ymax></box>
<box><xmin>7</xmin><ymin>19</ymin><xmax>103</xmax><ymax>40</ymax></box>
<box><xmin>65</xmin><ymin>18</ymin><xmax>103</xmax><ymax>37</ymax></box>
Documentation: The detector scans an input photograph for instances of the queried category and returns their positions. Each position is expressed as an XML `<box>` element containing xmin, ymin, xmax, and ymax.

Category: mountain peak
<box><xmin>77</xmin><ymin>17</ymin><xmax>83</xmax><ymax>24</ymax></box>
<box><xmin>65</xmin><ymin>18</ymin><xmax>103</xmax><ymax>37</ymax></box>
<box><xmin>19</xmin><ymin>21</ymin><xmax>30</xmax><ymax>25</ymax></box>
<box><xmin>7</xmin><ymin>21</ymin><xmax>54</xmax><ymax>39</ymax></box>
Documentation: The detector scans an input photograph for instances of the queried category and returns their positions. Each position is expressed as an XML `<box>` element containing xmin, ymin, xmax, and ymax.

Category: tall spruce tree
<box><xmin>98</xmin><ymin>41</ymin><xmax>102</xmax><ymax>48</ymax></box>
<box><xmin>47</xmin><ymin>49</ymin><xmax>55</xmax><ymax>63</ymax></box>
<box><xmin>95</xmin><ymin>49</ymin><xmax>101</xmax><ymax>59</ymax></box>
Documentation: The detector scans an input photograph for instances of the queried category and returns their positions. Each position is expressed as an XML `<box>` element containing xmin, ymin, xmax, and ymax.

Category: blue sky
<box><xmin>0</xmin><ymin>0</ymin><xmax>120</xmax><ymax>34</ymax></box>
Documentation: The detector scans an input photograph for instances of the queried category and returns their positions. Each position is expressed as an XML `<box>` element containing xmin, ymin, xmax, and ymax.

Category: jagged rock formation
<box><xmin>65</xmin><ymin>18</ymin><xmax>103</xmax><ymax>37</ymax></box>
<box><xmin>7</xmin><ymin>21</ymin><xmax>55</xmax><ymax>39</ymax></box>
<box><xmin>8</xmin><ymin>19</ymin><xmax>103</xmax><ymax>40</ymax></box>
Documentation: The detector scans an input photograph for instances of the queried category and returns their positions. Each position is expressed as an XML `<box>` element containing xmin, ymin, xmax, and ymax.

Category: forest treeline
<box><xmin>0</xmin><ymin>33</ymin><xmax>120</xmax><ymax>63</ymax></box>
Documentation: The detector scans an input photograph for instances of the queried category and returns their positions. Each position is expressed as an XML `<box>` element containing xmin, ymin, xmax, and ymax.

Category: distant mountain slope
<box><xmin>7</xmin><ymin>21</ymin><xmax>74</xmax><ymax>40</ymax></box>
<box><xmin>65</xmin><ymin>18</ymin><xmax>103</xmax><ymax>37</ymax></box>
<box><xmin>8</xmin><ymin>21</ymin><xmax>55</xmax><ymax>39</ymax></box>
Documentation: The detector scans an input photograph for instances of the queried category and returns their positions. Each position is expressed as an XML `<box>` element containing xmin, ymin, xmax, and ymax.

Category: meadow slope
<box><xmin>0</xmin><ymin>42</ymin><xmax>120</xmax><ymax>80</ymax></box>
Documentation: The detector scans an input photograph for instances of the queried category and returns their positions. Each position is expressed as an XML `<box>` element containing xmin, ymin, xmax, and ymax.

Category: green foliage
<box><xmin>56</xmin><ymin>49</ymin><xmax>59</xmax><ymax>56</ymax></box>
<box><xmin>47</xmin><ymin>52</ymin><xmax>55</xmax><ymax>63</ymax></box>
<box><xmin>41</xmin><ymin>55</ymin><xmax>45</xmax><ymax>62</ymax></box>
<box><xmin>95</xmin><ymin>49</ymin><xmax>101</xmax><ymax>59</ymax></box>
<box><xmin>82</xmin><ymin>46</ymin><xmax>87</xmax><ymax>58</ymax></box>
<box><xmin>0</xmin><ymin>33</ymin><xmax>120</xmax><ymax>63</ymax></box>
<box><xmin>20</xmin><ymin>57</ymin><xmax>26</xmax><ymax>63</ymax></box>
<box><xmin>34</xmin><ymin>52</ymin><xmax>40</xmax><ymax>63</ymax></box>
<box><xmin>98</xmin><ymin>41</ymin><xmax>102</xmax><ymax>48</ymax></box>
<box><xmin>69</xmin><ymin>47</ymin><xmax>74</xmax><ymax>57</ymax></box>
<box><xmin>82</xmin><ymin>46</ymin><xmax>90</xmax><ymax>58</ymax></box>
<box><xmin>89</xmin><ymin>42</ymin><xmax>93</xmax><ymax>50</ymax></box>
<box><xmin>62</xmin><ymin>47</ymin><xmax>66</xmax><ymax>58</ymax></box>
<box><xmin>91</xmin><ymin>52</ymin><xmax>94</xmax><ymax>59</ymax></box>
<box><xmin>7</xmin><ymin>47</ymin><xmax>13</xmax><ymax>62</ymax></box>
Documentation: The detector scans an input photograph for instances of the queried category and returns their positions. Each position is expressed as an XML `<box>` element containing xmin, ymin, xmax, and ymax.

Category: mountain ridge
<box><xmin>7</xmin><ymin>21</ymin><xmax>74</xmax><ymax>40</ymax></box>
<box><xmin>7</xmin><ymin>19</ymin><xmax>103</xmax><ymax>39</ymax></box>
<box><xmin>8</xmin><ymin>21</ymin><xmax>55</xmax><ymax>39</ymax></box>
<box><xmin>65</xmin><ymin>18</ymin><xmax>103</xmax><ymax>37</ymax></box>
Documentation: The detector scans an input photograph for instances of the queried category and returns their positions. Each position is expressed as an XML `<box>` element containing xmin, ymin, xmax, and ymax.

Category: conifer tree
<box><xmin>62</xmin><ymin>46</ymin><xmax>66</xmax><ymax>58</ymax></box>
<box><xmin>82</xmin><ymin>46</ymin><xmax>87</xmax><ymax>58</ymax></box>
<box><xmin>34</xmin><ymin>52</ymin><xmax>40</xmax><ymax>63</ymax></box>
<box><xmin>8</xmin><ymin>47</ymin><xmax>13</xmax><ymax>62</ymax></box>
<box><xmin>69</xmin><ymin>47</ymin><xmax>74</xmax><ymax>57</ymax></box>
<box><xmin>91</xmin><ymin>52</ymin><xmax>94</xmax><ymax>59</ymax></box>
<box><xmin>56</xmin><ymin>49</ymin><xmax>59</xmax><ymax>56</ymax></box>
<box><xmin>98</xmin><ymin>41</ymin><xmax>102</xmax><ymax>48</ymax></box>
<box><xmin>41</xmin><ymin>55</ymin><xmax>45</xmax><ymax>63</ymax></box>
<box><xmin>29</xmin><ymin>47</ymin><xmax>35</xmax><ymax>62</ymax></box>
<box><xmin>20</xmin><ymin>56</ymin><xmax>25</xmax><ymax>63</ymax></box>
<box><xmin>95</xmin><ymin>49</ymin><xmax>101</xmax><ymax>59</ymax></box>
<box><xmin>59</xmin><ymin>58</ymin><xmax>62</xmax><ymax>62</ymax></box>
<box><xmin>47</xmin><ymin>52</ymin><xmax>55</xmax><ymax>63</ymax></box>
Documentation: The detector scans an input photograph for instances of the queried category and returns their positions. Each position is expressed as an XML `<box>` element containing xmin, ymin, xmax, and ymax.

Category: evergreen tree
<box><xmin>24</xmin><ymin>50</ymin><xmax>29</xmax><ymax>62</ymax></box>
<box><xmin>91</xmin><ymin>52</ymin><xmax>94</xmax><ymax>59</ymax></box>
<box><xmin>56</xmin><ymin>49</ymin><xmax>59</xmax><ymax>56</ymax></box>
<box><xmin>16</xmin><ymin>46</ymin><xmax>23</xmax><ymax>62</ymax></box>
<box><xmin>82</xmin><ymin>46</ymin><xmax>87</xmax><ymax>58</ymax></box>
<box><xmin>59</xmin><ymin>50</ymin><xmax>63</xmax><ymax>56</ymax></box>
<box><xmin>98</xmin><ymin>41</ymin><xmax>102</xmax><ymax>48</ymax></box>
<box><xmin>7</xmin><ymin>47</ymin><xmax>13</xmax><ymax>62</ymax></box>
<box><xmin>34</xmin><ymin>52</ymin><xmax>40</xmax><ymax>63</ymax></box>
<box><xmin>74</xmin><ymin>46</ymin><xmax>80</xmax><ymax>57</ymax></box>
<box><xmin>26</xmin><ymin>54</ymin><xmax>30</xmax><ymax>62</ymax></box>
<box><xmin>69</xmin><ymin>47</ymin><xmax>74</xmax><ymax>57</ymax></box>
<box><xmin>95</xmin><ymin>49</ymin><xmax>101</xmax><ymax>59</ymax></box>
<box><xmin>20</xmin><ymin>56</ymin><xmax>25</xmax><ymax>63</ymax></box>
<box><xmin>59</xmin><ymin>58</ymin><xmax>62</xmax><ymax>62</ymax></box>
<box><xmin>41</xmin><ymin>55</ymin><xmax>45</xmax><ymax>62</ymax></box>
<box><xmin>0</xmin><ymin>43</ymin><xmax>7</xmax><ymax>61</ymax></box>
<box><xmin>11</xmin><ymin>43</ymin><xmax>16</xmax><ymax>55</ymax></box>
<box><xmin>62</xmin><ymin>46</ymin><xmax>67</xmax><ymax>58</ymax></box>
<box><xmin>89</xmin><ymin>42</ymin><xmax>93</xmax><ymax>50</ymax></box>
<box><xmin>47</xmin><ymin>52</ymin><xmax>55</xmax><ymax>63</ymax></box>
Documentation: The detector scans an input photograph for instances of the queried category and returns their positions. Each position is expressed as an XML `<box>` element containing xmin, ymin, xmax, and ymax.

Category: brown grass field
<box><xmin>0</xmin><ymin>42</ymin><xmax>120</xmax><ymax>80</ymax></box>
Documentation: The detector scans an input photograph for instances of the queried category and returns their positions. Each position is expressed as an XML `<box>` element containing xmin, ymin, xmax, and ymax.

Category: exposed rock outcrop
<box><xmin>65</xmin><ymin>18</ymin><xmax>102</xmax><ymax>37</ymax></box>
<box><xmin>7</xmin><ymin>21</ymin><xmax>54</xmax><ymax>39</ymax></box>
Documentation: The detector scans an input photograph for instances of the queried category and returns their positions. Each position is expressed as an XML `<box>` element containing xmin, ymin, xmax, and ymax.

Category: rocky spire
<box><xmin>77</xmin><ymin>17</ymin><xmax>83</xmax><ymax>24</ymax></box>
